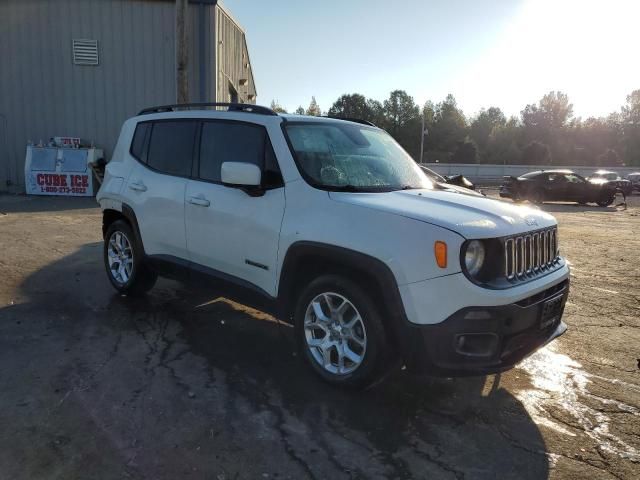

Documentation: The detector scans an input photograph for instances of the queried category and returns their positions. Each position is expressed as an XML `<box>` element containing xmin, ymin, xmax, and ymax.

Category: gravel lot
<box><xmin>0</xmin><ymin>192</ymin><xmax>638</xmax><ymax>480</ymax></box>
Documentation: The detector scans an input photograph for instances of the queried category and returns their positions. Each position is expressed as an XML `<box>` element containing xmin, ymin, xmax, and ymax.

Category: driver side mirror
<box><xmin>221</xmin><ymin>162</ymin><xmax>261</xmax><ymax>187</ymax></box>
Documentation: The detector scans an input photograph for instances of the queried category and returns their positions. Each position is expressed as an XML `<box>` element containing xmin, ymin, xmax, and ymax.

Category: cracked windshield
<box><xmin>285</xmin><ymin>123</ymin><xmax>433</xmax><ymax>190</ymax></box>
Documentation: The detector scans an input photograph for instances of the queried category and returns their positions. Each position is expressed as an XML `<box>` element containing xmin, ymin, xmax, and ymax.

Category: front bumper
<box><xmin>397</xmin><ymin>279</ymin><xmax>569</xmax><ymax>376</ymax></box>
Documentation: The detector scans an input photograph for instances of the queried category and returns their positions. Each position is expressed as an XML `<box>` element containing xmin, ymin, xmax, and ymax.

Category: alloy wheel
<box><xmin>303</xmin><ymin>292</ymin><xmax>367</xmax><ymax>375</ymax></box>
<box><xmin>107</xmin><ymin>231</ymin><xmax>134</xmax><ymax>285</ymax></box>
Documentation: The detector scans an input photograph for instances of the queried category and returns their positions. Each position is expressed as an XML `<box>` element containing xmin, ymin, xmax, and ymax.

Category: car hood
<box><xmin>436</xmin><ymin>182</ymin><xmax>483</xmax><ymax>196</ymax></box>
<box><xmin>329</xmin><ymin>188</ymin><xmax>557</xmax><ymax>239</ymax></box>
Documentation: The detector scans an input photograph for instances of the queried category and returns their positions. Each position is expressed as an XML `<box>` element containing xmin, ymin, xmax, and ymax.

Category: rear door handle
<box><xmin>187</xmin><ymin>195</ymin><xmax>210</xmax><ymax>207</ymax></box>
<box><xmin>129</xmin><ymin>181</ymin><xmax>147</xmax><ymax>192</ymax></box>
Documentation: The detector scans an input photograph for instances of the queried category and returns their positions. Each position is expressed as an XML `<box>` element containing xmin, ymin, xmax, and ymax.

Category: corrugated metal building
<box><xmin>0</xmin><ymin>0</ymin><xmax>256</xmax><ymax>192</ymax></box>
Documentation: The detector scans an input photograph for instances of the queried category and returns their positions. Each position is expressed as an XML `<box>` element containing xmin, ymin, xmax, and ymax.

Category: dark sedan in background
<box><xmin>500</xmin><ymin>169</ymin><xmax>617</xmax><ymax>207</ymax></box>
<box><xmin>419</xmin><ymin>165</ymin><xmax>479</xmax><ymax>192</ymax></box>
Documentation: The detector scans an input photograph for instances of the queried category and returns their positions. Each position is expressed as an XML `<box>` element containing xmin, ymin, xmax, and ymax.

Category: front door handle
<box><xmin>187</xmin><ymin>195</ymin><xmax>210</xmax><ymax>207</ymax></box>
<box><xmin>129</xmin><ymin>181</ymin><xmax>147</xmax><ymax>192</ymax></box>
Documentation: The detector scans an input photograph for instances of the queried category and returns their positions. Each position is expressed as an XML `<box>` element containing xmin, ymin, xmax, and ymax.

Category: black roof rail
<box><xmin>325</xmin><ymin>116</ymin><xmax>377</xmax><ymax>127</ymax></box>
<box><xmin>137</xmin><ymin>102</ymin><xmax>278</xmax><ymax>116</ymax></box>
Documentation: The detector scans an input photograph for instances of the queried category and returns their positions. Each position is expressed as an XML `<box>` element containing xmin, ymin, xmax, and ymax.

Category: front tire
<box><xmin>104</xmin><ymin>220</ymin><xmax>157</xmax><ymax>295</ymax></box>
<box><xmin>294</xmin><ymin>275</ymin><xmax>391</xmax><ymax>388</ymax></box>
<box><xmin>530</xmin><ymin>188</ymin><xmax>545</xmax><ymax>205</ymax></box>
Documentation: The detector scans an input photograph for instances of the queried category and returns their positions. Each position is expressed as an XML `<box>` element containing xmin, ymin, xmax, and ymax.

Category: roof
<box><xmin>217</xmin><ymin>2</ymin><xmax>245</xmax><ymax>34</ymax></box>
<box><xmin>523</xmin><ymin>169</ymin><xmax>574</xmax><ymax>175</ymax></box>
<box><xmin>279</xmin><ymin>114</ymin><xmax>378</xmax><ymax>127</ymax></box>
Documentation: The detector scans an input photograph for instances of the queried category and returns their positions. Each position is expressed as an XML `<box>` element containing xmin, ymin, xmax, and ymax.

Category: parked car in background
<box><xmin>587</xmin><ymin>170</ymin><xmax>632</xmax><ymax>196</ymax></box>
<box><xmin>97</xmin><ymin>103</ymin><xmax>569</xmax><ymax>388</ymax></box>
<box><xmin>500</xmin><ymin>169</ymin><xmax>617</xmax><ymax>207</ymax></box>
<box><xmin>624</xmin><ymin>172</ymin><xmax>640</xmax><ymax>192</ymax></box>
<box><xmin>419</xmin><ymin>165</ymin><xmax>478</xmax><ymax>192</ymax></box>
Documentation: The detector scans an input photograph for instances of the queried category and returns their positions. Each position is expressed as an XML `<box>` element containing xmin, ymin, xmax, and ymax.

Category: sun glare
<box><xmin>455</xmin><ymin>0</ymin><xmax>640</xmax><ymax>117</ymax></box>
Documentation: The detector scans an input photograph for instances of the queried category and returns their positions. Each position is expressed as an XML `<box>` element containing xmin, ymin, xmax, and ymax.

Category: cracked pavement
<box><xmin>0</xmin><ymin>193</ymin><xmax>638</xmax><ymax>479</ymax></box>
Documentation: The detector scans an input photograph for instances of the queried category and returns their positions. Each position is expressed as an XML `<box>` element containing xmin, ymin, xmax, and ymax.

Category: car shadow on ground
<box><xmin>0</xmin><ymin>243</ymin><xmax>551</xmax><ymax>479</ymax></box>
<box><xmin>538</xmin><ymin>202</ymin><xmax>622</xmax><ymax>213</ymax></box>
<box><xmin>497</xmin><ymin>198</ymin><xmax>622</xmax><ymax>213</ymax></box>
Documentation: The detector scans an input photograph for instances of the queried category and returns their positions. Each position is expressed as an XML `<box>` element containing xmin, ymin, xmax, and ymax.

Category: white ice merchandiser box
<box><xmin>25</xmin><ymin>145</ymin><xmax>103</xmax><ymax>197</ymax></box>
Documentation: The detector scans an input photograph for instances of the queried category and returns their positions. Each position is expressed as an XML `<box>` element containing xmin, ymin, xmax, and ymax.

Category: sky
<box><xmin>221</xmin><ymin>0</ymin><xmax>640</xmax><ymax>120</ymax></box>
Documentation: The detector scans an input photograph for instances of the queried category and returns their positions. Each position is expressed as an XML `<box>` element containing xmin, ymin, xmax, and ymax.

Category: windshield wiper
<box><xmin>389</xmin><ymin>185</ymin><xmax>420</xmax><ymax>191</ymax></box>
<box><xmin>329</xmin><ymin>184</ymin><xmax>398</xmax><ymax>193</ymax></box>
<box><xmin>329</xmin><ymin>184</ymin><xmax>366</xmax><ymax>192</ymax></box>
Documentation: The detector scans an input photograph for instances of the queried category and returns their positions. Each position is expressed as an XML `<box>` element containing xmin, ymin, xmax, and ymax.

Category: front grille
<box><xmin>504</xmin><ymin>227</ymin><xmax>559</xmax><ymax>281</ymax></box>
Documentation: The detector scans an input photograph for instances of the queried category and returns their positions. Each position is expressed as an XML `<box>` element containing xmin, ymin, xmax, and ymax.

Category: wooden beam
<box><xmin>176</xmin><ymin>0</ymin><xmax>189</xmax><ymax>104</ymax></box>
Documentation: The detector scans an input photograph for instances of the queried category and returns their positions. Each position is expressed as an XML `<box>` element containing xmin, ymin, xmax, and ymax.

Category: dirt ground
<box><xmin>0</xmin><ymin>192</ymin><xmax>638</xmax><ymax>480</ymax></box>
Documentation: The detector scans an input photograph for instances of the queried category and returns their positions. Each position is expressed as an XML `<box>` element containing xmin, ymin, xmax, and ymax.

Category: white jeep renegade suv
<box><xmin>97</xmin><ymin>103</ymin><xmax>570</xmax><ymax>388</ymax></box>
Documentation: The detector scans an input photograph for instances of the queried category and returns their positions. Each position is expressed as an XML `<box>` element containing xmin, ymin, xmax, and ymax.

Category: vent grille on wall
<box><xmin>72</xmin><ymin>39</ymin><xmax>99</xmax><ymax>66</ymax></box>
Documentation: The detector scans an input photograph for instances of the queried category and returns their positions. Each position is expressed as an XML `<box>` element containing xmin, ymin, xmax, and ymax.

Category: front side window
<box><xmin>199</xmin><ymin>122</ymin><xmax>282</xmax><ymax>187</ymax></box>
<box><xmin>565</xmin><ymin>174</ymin><xmax>585</xmax><ymax>183</ymax></box>
<box><xmin>284</xmin><ymin>122</ymin><xmax>432</xmax><ymax>191</ymax></box>
<box><xmin>548</xmin><ymin>173</ymin><xmax>565</xmax><ymax>182</ymax></box>
<box><xmin>147</xmin><ymin>121</ymin><xmax>197</xmax><ymax>176</ymax></box>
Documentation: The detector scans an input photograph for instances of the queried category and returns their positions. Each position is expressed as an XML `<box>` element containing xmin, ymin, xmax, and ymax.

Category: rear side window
<box><xmin>199</xmin><ymin>122</ymin><xmax>282</xmax><ymax>187</ymax></box>
<box><xmin>130</xmin><ymin>122</ymin><xmax>150</xmax><ymax>162</ymax></box>
<box><xmin>147</xmin><ymin>121</ymin><xmax>197</xmax><ymax>177</ymax></box>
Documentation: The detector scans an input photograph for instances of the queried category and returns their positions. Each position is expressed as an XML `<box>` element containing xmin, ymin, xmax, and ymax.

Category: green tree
<box><xmin>451</xmin><ymin>140</ymin><xmax>478</xmax><ymax>164</ymax></box>
<box><xmin>383</xmin><ymin>90</ymin><xmax>420</xmax><ymax>134</ymax></box>
<box><xmin>470</xmin><ymin>107</ymin><xmax>506</xmax><ymax>154</ymax></box>
<box><xmin>327</xmin><ymin>94</ymin><xmax>386</xmax><ymax>127</ymax></box>
<box><xmin>366</xmin><ymin>99</ymin><xmax>386</xmax><ymax>128</ymax></box>
<box><xmin>328</xmin><ymin>93</ymin><xmax>369</xmax><ymax>119</ymax></box>
<box><xmin>621</xmin><ymin>89</ymin><xmax>640</xmax><ymax>166</ymax></box>
<box><xmin>429</xmin><ymin>94</ymin><xmax>467</xmax><ymax>157</ymax></box>
<box><xmin>420</xmin><ymin>101</ymin><xmax>436</xmax><ymax>157</ymax></box>
<box><xmin>485</xmin><ymin>117</ymin><xmax>522</xmax><ymax>165</ymax></box>
<box><xmin>306</xmin><ymin>96</ymin><xmax>322</xmax><ymax>116</ymax></box>
<box><xmin>270</xmin><ymin>100</ymin><xmax>288</xmax><ymax>114</ymax></box>
<box><xmin>597</xmin><ymin>148</ymin><xmax>622</xmax><ymax>167</ymax></box>
<box><xmin>569</xmin><ymin>117</ymin><xmax>618</xmax><ymax>166</ymax></box>
<box><xmin>521</xmin><ymin>91</ymin><xmax>573</xmax><ymax>163</ymax></box>
<box><xmin>294</xmin><ymin>106</ymin><xmax>305</xmax><ymax>115</ymax></box>
<box><xmin>522</xmin><ymin>141</ymin><xmax>551</xmax><ymax>165</ymax></box>
<box><xmin>382</xmin><ymin>90</ymin><xmax>421</xmax><ymax>158</ymax></box>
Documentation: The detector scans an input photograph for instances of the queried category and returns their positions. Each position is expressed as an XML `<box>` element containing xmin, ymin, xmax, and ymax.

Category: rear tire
<box><xmin>104</xmin><ymin>220</ymin><xmax>157</xmax><ymax>296</ymax></box>
<box><xmin>294</xmin><ymin>274</ymin><xmax>392</xmax><ymax>389</ymax></box>
<box><xmin>596</xmin><ymin>195</ymin><xmax>614</xmax><ymax>207</ymax></box>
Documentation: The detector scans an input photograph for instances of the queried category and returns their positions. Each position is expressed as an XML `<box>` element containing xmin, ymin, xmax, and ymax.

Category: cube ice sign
<box><xmin>25</xmin><ymin>145</ymin><xmax>102</xmax><ymax>197</ymax></box>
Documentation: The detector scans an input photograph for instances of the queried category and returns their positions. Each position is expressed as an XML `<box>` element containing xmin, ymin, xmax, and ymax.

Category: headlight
<box><xmin>464</xmin><ymin>240</ymin><xmax>485</xmax><ymax>276</ymax></box>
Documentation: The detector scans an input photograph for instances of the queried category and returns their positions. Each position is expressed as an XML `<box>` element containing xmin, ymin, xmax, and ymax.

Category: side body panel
<box><xmin>185</xmin><ymin>180</ymin><xmax>285</xmax><ymax>296</ymax></box>
<box><xmin>125</xmin><ymin>162</ymin><xmax>188</xmax><ymax>259</ymax></box>
<box><xmin>274</xmin><ymin>180</ymin><xmax>466</xmax><ymax>291</ymax></box>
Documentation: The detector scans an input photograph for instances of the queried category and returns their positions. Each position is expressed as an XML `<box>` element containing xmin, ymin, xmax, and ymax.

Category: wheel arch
<box><xmin>102</xmin><ymin>204</ymin><xmax>145</xmax><ymax>255</ymax></box>
<box><xmin>277</xmin><ymin>241</ymin><xmax>407</xmax><ymax>345</ymax></box>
